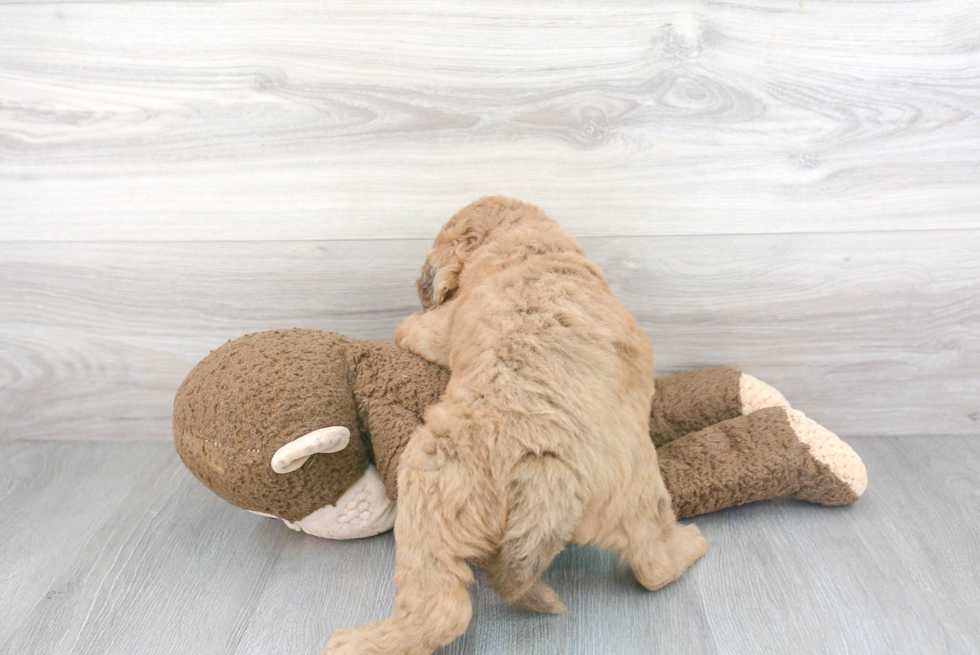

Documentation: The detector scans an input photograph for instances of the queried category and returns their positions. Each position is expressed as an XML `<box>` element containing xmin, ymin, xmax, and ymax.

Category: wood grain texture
<box><xmin>0</xmin><ymin>442</ymin><xmax>294</xmax><ymax>655</ymax></box>
<box><xmin>1</xmin><ymin>0</ymin><xmax>978</xmax><ymax>240</ymax></box>
<box><xmin>2</xmin><ymin>231</ymin><xmax>977</xmax><ymax>441</ymax></box>
<box><xmin>2</xmin><ymin>438</ymin><xmax>978</xmax><ymax>654</ymax></box>
<box><xmin>0</xmin><ymin>442</ymin><xmax>171</xmax><ymax>650</ymax></box>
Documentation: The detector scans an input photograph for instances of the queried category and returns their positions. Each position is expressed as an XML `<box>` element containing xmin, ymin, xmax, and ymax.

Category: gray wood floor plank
<box><xmin>1</xmin><ymin>1</ymin><xmax>978</xmax><ymax>240</ymax></box>
<box><xmin>229</xmin><ymin>525</ymin><xmax>400</xmax><ymax>655</ymax></box>
<box><xmin>474</xmin><ymin>544</ymin><xmax>717</xmax><ymax>655</ymax></box>
<box><xmin>849</xmin><ymin>438</ymin><xmax>980</xmax><ymax>652</ymax></box>
<box><xmin>0</xmin><ymin>442</ymin><xmax>293</xmax><ymax>655</ymax></box>
<box><xmin>2</xmin><ymin>231</ymin><xmax>977</xmax><ymax>441</ymax></box>
<box><xmin>0</xmin><ymin>442</ymin><xmax>172</xmax><ymax>648</ymax></box>
<box><xmin>2</xmin><ymin>438</ymin><xmax>978</xmax><ymax>654</ymax></box>
<box><xmin>693</xmin><ymin>437</ymin><xmax>980</xmax><ymax>655</ymax></box>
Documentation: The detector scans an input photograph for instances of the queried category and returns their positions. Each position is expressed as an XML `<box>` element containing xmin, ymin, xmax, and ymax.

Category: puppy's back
<box><xmin>443</xmin><ymin>213</ymin><xmax>655</xmax><ymax>482</ymax></box>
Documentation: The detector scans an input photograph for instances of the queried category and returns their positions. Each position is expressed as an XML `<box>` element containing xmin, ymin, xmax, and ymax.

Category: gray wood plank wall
<box><xmin>1</xmin><ymin>0</ymin><xmax>978</xmax><ymax>441</ymax></box>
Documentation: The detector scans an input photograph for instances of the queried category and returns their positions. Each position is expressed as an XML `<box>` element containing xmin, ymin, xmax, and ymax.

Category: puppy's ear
<box><xmin>416</xmin><ymin>262</ymin><xmax>438</xmax><ymax>310</ymax></box>
<box><xmin>417</xmin><ymin>256</ymin><xmax>462</xmax><ymax>310</ymax></box>
<box><xmin>416</xmin><ymin>231</ymin><xmax>482</xmax><ymax>310</ymax></box>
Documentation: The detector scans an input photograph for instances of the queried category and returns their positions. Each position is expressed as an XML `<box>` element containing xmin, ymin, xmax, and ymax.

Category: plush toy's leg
<box><xmin>784</xmin><ymin>409</ymin><xmax>868</xmax><ymax>505</ymax></box>
<box><xmin>650</xmin><ymin>368</ymin><xmax>789</xmax><ymax>446</ymax></box>
<box><xmin>738</xmin><ymin>373</ymin><xmax>790</xmax><ymax>414</ymax></box>
<box><xmin>656</xmin><ymin>407</ymin><xmax>867</xmax><ymax>518</ymax></box>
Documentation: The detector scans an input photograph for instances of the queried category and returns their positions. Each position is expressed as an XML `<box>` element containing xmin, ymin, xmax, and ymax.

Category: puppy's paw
<box><xmin>394</xmin><ymin>312</ymin><xmax>449</xmax><ymax>366</ymax></box>
<box><xmin>394</xmin><ymin>313</ymin><xmax>419</xmax><ymax>349</ymax></box>
<box><xmin>394</xmin><ymin>312</ymin><xmax>430</xmax><ymax>356</ymax></box>
<box><xmin>674</xmin><ymin>523</ymin><xmax>708</xmax><ymax>565</ymax></box>
<box><xmin>510</xmin><ymin>580</ymin><xmax>567</xmax><ymax>614</ymax></box>
<box><xmin>633</xmin><ymin>523</ymin><xmax>707</xmax><ymax>591</ymax></box>
<box><xmin>320</xmin><ymin>624</ymin><xmax>380</xmax><ymax>655</ymax></box>
<box><xmin>321</xmin><ymin>622</ymin><xmax>430</xmax><ymax>655</ymax></box>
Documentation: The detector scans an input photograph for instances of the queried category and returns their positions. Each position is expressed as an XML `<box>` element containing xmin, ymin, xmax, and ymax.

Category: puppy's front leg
<box><xmin>394</xmin><ymin>305</ymin><xmax>454</xmax><ymax>367</ymax></box>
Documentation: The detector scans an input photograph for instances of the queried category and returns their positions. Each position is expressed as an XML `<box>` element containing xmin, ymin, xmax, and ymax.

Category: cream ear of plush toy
<box><xmin>173</xmin><ymin>329</ymin><xmax>867</xmax><ymax>539</ymax></box>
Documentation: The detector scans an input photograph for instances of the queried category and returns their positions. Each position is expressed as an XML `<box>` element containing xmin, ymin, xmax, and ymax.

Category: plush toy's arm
<box><xmin>352</xmin><ymin>340</ymin><xmax>451</xmax><ymax>502</ymax></box>
<box><xmin>358</xmin><ymin>397</ymin><xmax>422</xmax><ymax>501</ymax></box>
<box><xmin>657</xmin><ymin>406</ymin><xmax>867</xmax><ymax>518</ymax></box>
<box><xmin>650</xmin><ymin>368</ymin><xmax>790</xmax><ymax>447</ymax></box>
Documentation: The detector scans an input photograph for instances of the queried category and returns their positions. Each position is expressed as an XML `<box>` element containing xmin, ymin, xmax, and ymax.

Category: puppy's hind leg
<box><xmin>322</xmin><ymin>431</ymin><xmax>485</xmax><ymax>655</ymax></box>
<box><xmin>488</xmin><ymin>454</ymin><xmax>583</xmax><ymax>614</ymax></box>
<box><xmin>586</xmin><ymin>449</ymin><xmax>707</xmax><ymax>592</ymax></box>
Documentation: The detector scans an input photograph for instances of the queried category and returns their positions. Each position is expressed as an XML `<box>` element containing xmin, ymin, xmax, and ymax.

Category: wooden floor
<box><xmin>2</xmin><ymin>436</ymin><xmax>977</xmax><ymax>655</ymax></box>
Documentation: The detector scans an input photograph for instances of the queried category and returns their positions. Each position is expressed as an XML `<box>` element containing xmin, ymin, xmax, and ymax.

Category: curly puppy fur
<box><xmin>323</xmin><ymin>197</ymin><xmax>707</xmax><ymax>655</ymax></box>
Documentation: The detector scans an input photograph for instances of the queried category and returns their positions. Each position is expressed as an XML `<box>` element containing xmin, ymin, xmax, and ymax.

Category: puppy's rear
<box><xmin>322</xmin><ymin>197</ymin><xmax>706</xmax><ymax>655</ymax></box>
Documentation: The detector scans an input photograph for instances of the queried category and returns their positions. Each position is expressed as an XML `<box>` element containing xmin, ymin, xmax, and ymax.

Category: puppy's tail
<box><xmin>487</xmin><ymin>453</ymin><xmax>582</xmax><ymax>613</ymax></box>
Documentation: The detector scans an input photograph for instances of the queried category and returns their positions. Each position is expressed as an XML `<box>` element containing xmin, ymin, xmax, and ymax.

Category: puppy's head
<box><xmin>416</xmin><ymin>196</ymin><xmax>525</xmax><ymax>310</ymax></box>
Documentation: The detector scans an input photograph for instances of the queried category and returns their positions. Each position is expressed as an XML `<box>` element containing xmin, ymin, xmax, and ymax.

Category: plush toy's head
<box><xmin>173</xmin><ymin>328</ymin><xmax>449</xmax><ymax>539</ymax></box>
<box><xmin>174</xmin><ymin>330</ymin><xmax>376</xmax><ymax>521</ymax></box>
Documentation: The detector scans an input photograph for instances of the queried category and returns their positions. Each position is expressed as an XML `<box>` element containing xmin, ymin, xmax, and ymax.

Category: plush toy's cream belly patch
<box><xmin>250</xmin><ymin>465</ymin><xmax>396</xmax><ymax>539</ymax></box>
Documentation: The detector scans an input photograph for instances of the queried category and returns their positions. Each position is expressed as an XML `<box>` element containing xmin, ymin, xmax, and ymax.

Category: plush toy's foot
<box><xmin>739</xmin><ymin>373</ymin><xmax>790</xmax><ymax>414</ymax></box>
<box><xmin>786</xmin><ymin>409</ymin><xmax>868</xmax><ymax>505</ymax></box>
<box><xmin>283</xmin><ymin>465</ymin><xmax>397</xmax><ymax>539</ymax></box>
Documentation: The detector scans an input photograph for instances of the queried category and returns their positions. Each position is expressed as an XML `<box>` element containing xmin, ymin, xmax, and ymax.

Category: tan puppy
<box><xmin>322</xmin><ymin>197</ymin><xmax>706</xmax><ymax>655</ymax></box>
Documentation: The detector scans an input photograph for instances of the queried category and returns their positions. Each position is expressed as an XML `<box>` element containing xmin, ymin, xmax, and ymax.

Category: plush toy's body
<box><xmin>173</xmin><ymin>329</ymin><xmax>867</xmax><ymax>539</ymax></box>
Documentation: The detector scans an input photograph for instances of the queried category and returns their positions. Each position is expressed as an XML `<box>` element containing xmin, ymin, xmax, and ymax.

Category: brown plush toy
<box><xmin>173</xmin><ymin>329</ymin><xmax>867</xmax><ymax>539</ymax></box>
